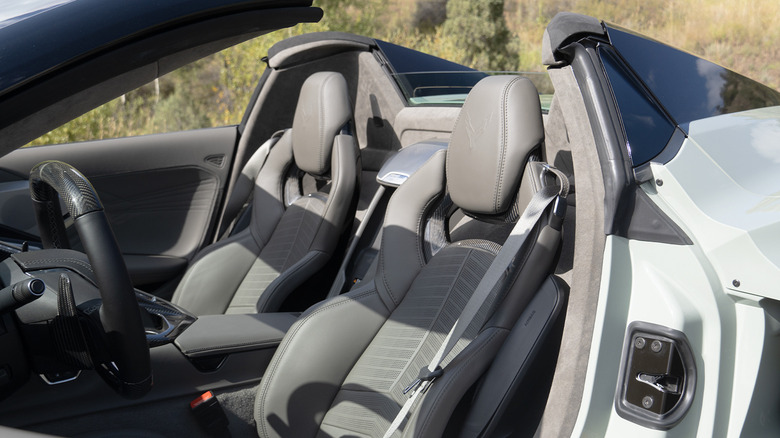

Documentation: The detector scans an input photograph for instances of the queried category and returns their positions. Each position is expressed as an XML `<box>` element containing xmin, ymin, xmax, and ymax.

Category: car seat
<box><xmin>170</xmin><ymin>71</ymin><xmax>360</xmax><ymax>315</ymax></box>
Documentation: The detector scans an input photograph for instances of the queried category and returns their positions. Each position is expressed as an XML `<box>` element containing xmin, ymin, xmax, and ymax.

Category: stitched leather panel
<box><xmin>318</xmin><ymin>243</ymin><xmax>501</xmax><ymax>437</ymax></box>
<box><xmin>255</xmin><ymin>286</ymin><xmax>390</xmax><ymax>438</ymax></box>
<box><xmin>292</xmin><ymin>72</ymin><xmax>352</xmax><ymax>176</ymax></box>
<box><xmin>226</xmin><ymin>195</ymin><xmax>327</xmax><ymax>314</ymax></box>
<box><xmin>447</xmin><ymin>76</ymin><xmax>544</xmax><ymax>216</ymax></box>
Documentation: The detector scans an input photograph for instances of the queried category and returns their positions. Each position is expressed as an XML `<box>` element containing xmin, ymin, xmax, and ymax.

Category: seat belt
<box><xmin>327</xmin><ymin>185</ymin><xmax>386</xmax><ymax>298</ymax></box>
<box><xmin>382</xmin><ymin>166</ymin><xmax>568</xmax><ymax>438</ymax></box>
<box><xmin>219</xmin><ymin>129</ymin><xmax>287</xmax><ymax>238</ymax></box>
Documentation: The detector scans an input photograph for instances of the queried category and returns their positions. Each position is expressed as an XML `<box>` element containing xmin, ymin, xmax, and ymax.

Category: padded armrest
<box><xmin>174</xmin><ymin>312</ymin><xmax>298</xmax><ymax>358</ymax></box>
<box><xmin>124</xmin><ymin>254</ymin><xmax>188</xmax><ymax>286</ymax></box>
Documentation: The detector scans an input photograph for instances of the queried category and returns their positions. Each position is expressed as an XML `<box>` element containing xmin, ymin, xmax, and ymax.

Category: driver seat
<box><xmin>254</xmin><ymin>75</ymin><xmax>567</xmax><ymax>437</ymax></box>
<box><xmin>170</xmin><ymin>72</ymin><xmax>359</xmax><ymax>315</ymax></box>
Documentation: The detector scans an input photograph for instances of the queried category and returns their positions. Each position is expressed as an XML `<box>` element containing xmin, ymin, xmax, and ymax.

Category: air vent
<box><xmin>204</xmin><ymin>154</ymin><xmax>225</xmax><ymax>168</ymax></box>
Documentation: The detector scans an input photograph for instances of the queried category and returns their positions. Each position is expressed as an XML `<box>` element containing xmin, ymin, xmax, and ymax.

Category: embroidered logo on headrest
<box><xmin>465</xmin><ymin>111</ymin><xmax>493</xmax><ymax>150</ymax></box>
<box><xmin>300</xmin><ymin>102</ymin><xmax>316</xmax><ymax>124</ymax></box>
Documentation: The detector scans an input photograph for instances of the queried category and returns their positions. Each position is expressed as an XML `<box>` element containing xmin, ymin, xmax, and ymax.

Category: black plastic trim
<box><xmin>625</xmin><ymin>189</ymin><xmax>692</xmax><ymax>245</ymax></box>
<box><xmin>650</xmin><ymin>127</ymin><xmax>687</xmax><ymax>166</ymax></box>
<box><xmin>546</xmin><ymin>12</ymin><xmax>607</xmax><ymax>64</ymax></box>
<box><xmin>633</xmin><ymin>128</ymin><xmax>687</xmax><ymax>185</ymax></box>
<box><xmin>567</xmin><ymin>41</ymin><xmax>634</xmax><ymax>237</ymax></box>
<box><xmin>615</xmin><ymin>321</ymin><xmax>697</xmax><ymax>430</ymax></box>
<box><xmin>566</xmin><ymin>40</ymin><xmax>690</xmax><ymax>244</ymax></box>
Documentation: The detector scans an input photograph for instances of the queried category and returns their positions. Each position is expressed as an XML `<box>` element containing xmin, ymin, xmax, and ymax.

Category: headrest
<box><xmin>292</xmin><ymin>72</ymin><xmax>352</xmax><ymax>176</ymax></box>
<box><xmin>446</xmin><ymin>76</ymin><xmax>544</xmax><ymax>216</ymax></box>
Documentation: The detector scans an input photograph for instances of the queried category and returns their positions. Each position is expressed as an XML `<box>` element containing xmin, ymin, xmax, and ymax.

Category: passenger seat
<box><xmin>170</xmin><ymin>71</ymin><xmax>360</xmax><ymax>315</ymax></box>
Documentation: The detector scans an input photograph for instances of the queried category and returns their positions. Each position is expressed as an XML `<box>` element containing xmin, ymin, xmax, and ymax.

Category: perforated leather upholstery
<box><xmin>170</xmin><ymin>72</ymin><xmax>359</xmax><ymax>315</ymax></box>
<box><xmin>255</xmin><ymin>76</ymin><xmax>564</xmax><ymax>437</ymax></box>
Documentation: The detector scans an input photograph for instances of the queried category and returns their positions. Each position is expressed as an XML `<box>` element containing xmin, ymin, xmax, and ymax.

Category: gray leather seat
<box><xmin>254</xmin><ymin>75</ymin><xmax>567</xmax><ymax>437</ymax></box>
<box><xmin>171</xmin><ymin>72</ymin><xmax>360</xmax><ymax>315</ymax></box>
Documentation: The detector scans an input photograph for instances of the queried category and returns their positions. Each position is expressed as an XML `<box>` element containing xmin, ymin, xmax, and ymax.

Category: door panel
<box><xmin>0</xmin><ymin>126</ymin><xmax>238</xmax><ymax>287</ymax></box>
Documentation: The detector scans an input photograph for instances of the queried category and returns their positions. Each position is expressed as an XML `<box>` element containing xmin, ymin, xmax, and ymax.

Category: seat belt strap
<box><xmin>327</xmin><ymin>185</ymin><xmax>386</xmax><ymax>298</ymax></box>
<box><xmin>243</xmin><ymin>129</ymin><xmax>287</xmax><ymax>179</ymax></box>
<box><xmin>220</xmin><ymin>129</ymin><xmax>287</xmax><ymax>238</ymax></box>
<box><xmin>382</xmin><ymin>166</ymin><xmax>568</xmax><ymax>438</ymax></box>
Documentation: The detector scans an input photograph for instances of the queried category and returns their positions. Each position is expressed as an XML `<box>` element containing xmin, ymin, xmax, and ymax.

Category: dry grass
<box><xmin>382</xmin><ymin>0</ymin><xmax>780</xmax><ymax>88</ymax></box>
<box><xmin>509</xmin><ymin>0</ymin><xmax>780</xmax><ymax>87</ymax></box>
<box><xmin>28</xmin><ymin>0</ymin><xmax>780</xmax><ymax>145</ymax></box>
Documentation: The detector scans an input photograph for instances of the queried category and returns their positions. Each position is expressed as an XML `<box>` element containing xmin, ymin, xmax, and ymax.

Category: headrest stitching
<box><xmin>318</xmin><ymin>75</ymin><xmax>327</xmax><ymax>174</ymax></box>
<box><xmin>494</xmin><ymin>76</ymin><xmax>521</xmax><ymax>214</ymax></box>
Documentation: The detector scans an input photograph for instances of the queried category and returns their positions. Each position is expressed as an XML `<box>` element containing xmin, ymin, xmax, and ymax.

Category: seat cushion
<box><xmin>226</xmin><ymin>194</ymin><xmax>328</xmax><ymax>314</ymax></box>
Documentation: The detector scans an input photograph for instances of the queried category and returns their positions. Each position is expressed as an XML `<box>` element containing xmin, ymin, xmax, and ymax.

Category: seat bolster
<box><xmin>219</xmin><ymin>130</ymin><xmax>288</xmax><ymax>237</ymax></box>
<box><xmin>310</xmin><ymin>133</ymin><xmax>359</xmax><ymax>254</ymax></box>
<box><xmin>408</xmin><ymin>326</ymin><xmax>509</xmax><ymax>438</ymax></box>
<box><xmin>486</xmin><ymin>224</ymin><xmax>562</xmax><ymax>330</ymax></box>
<box><xmin>255</xmin><ymin>250</ymin><xmax>330</xmax><ymax>313</ymax></box>
<box><xmin>171</xmin><ymin>229</ymin><xmax>261</xmax><ymax>315</ymax></box>
<box><xmin>251</xmin><ymin>131</ymin><xmax>293</xmax><ymax>246</ymax></box>
<box><xmin>255</xmin><ymin>285</ymin><xmax>390</xmax><ymax>438</ymax></box>
<box><xmin>376</xmin><ymin>149</ymin><xmax>446</xmax><ymax>308</ymax></box>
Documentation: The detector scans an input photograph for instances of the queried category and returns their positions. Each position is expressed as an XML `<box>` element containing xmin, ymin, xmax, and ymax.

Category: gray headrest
<box><xmin>292</xmin><ymin>72</ymin><xmax>352</xmax><ymax>176</ymax></box>
<box><xmin>446</xmin><ymin>76</ymin><xmax>544</xmax><ymax>216</ymax></box>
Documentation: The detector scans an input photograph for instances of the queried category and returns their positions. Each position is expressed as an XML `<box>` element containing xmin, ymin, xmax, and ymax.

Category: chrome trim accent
<box><xmin>39</xmin><ymin>370</ymin><xmax>81</xmax><ymax>385</ymax></box>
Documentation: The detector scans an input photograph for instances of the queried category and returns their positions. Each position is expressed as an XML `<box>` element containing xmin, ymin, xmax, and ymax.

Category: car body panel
<box><xmin>655</xmin><ymin>108</ymin><xmax>780</xmax><ymax>300</ymax></box>
<box><xmin>571</xmin><ymin>108</ymin><xmax>780</xmax><ymax>435</ymax></box>
<box><xmin>543</xmin><ymin>12</ymin><xmax>780</xmax><ymax>437</ymax></box>
<box><xmin>573</xmin><ymin>236</ymin><xmax>726</xmax><ymax>437</ymax></box>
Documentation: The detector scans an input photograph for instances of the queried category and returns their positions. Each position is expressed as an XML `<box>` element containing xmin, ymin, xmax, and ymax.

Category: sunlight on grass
<box><xmin>27</xmin><ymin>0</ymin><xmax>780</xmax><ymax>146</ymax></box>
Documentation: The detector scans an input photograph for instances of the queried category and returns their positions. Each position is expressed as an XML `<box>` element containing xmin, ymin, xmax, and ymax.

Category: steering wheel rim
<box><xmin>29</xmin><ymin>160</ymin><xmax>152</xmax><ymax>399</ymax></box>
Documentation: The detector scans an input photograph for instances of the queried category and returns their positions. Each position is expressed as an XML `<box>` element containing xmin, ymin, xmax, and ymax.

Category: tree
<box><xmin>442</xmin><ymin>0</ymin><xmax>516</xmax><ymax>71</ymax></box>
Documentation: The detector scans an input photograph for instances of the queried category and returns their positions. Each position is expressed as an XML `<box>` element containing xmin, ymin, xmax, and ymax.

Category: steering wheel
<box><xmin>29</xmin><ymin>160</ymin><xmax>152</xmax><ymax>399</ymax></box>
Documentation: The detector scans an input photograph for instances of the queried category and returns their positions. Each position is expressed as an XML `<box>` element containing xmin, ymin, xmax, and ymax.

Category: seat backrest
<box><xmin>254</xmin><ymin>75</ymin><xmax>567</xmax><ymax>437</ymax></box>
<box><xmin>171</xmin><ymin>72</ymin><xmax>359</xmax><ymax>315</ymax></box>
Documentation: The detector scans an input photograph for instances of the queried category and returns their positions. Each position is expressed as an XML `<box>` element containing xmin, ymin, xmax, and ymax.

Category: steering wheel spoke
<box><xmin>29</xmin><ymin>160</ymin><xmax>152</xmax><ymax>399</ymax></box>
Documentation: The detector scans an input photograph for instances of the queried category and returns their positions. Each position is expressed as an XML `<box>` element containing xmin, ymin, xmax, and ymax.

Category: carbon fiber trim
<box><xmin>423</xmin><ymin>193</ymin><xmax>454</xmax><ymax>261</ymax></box>
<box><xmin>30</xmin><ymin>160</ymin><xmax>103</xmax><ymax>218</ymax></box>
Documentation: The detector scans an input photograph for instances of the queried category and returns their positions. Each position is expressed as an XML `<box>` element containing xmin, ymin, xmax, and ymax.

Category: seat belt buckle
<box><xmin>190</xmin><ymin>391</ymin><xmax>229</xmax><ymax>435</ymax></box>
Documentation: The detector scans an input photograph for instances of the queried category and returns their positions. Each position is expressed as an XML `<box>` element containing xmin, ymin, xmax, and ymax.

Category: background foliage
<box><xmin>29</xmin><ymin>0</ymin><xmax>780</xmax><ymax>146</ymax></box>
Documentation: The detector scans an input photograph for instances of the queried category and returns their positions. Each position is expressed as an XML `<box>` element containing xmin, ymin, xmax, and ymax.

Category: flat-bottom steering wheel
<box><xmin>29</xmin><ymin>160</ymin><xmax>151</xmax><ymax>399</ymax></box>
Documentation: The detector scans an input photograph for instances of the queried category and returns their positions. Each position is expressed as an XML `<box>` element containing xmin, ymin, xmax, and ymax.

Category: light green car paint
<box><xmin>573</xmin><ymin>107</ymin><xmax>780</xmax><ymax>436</ymax></box>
